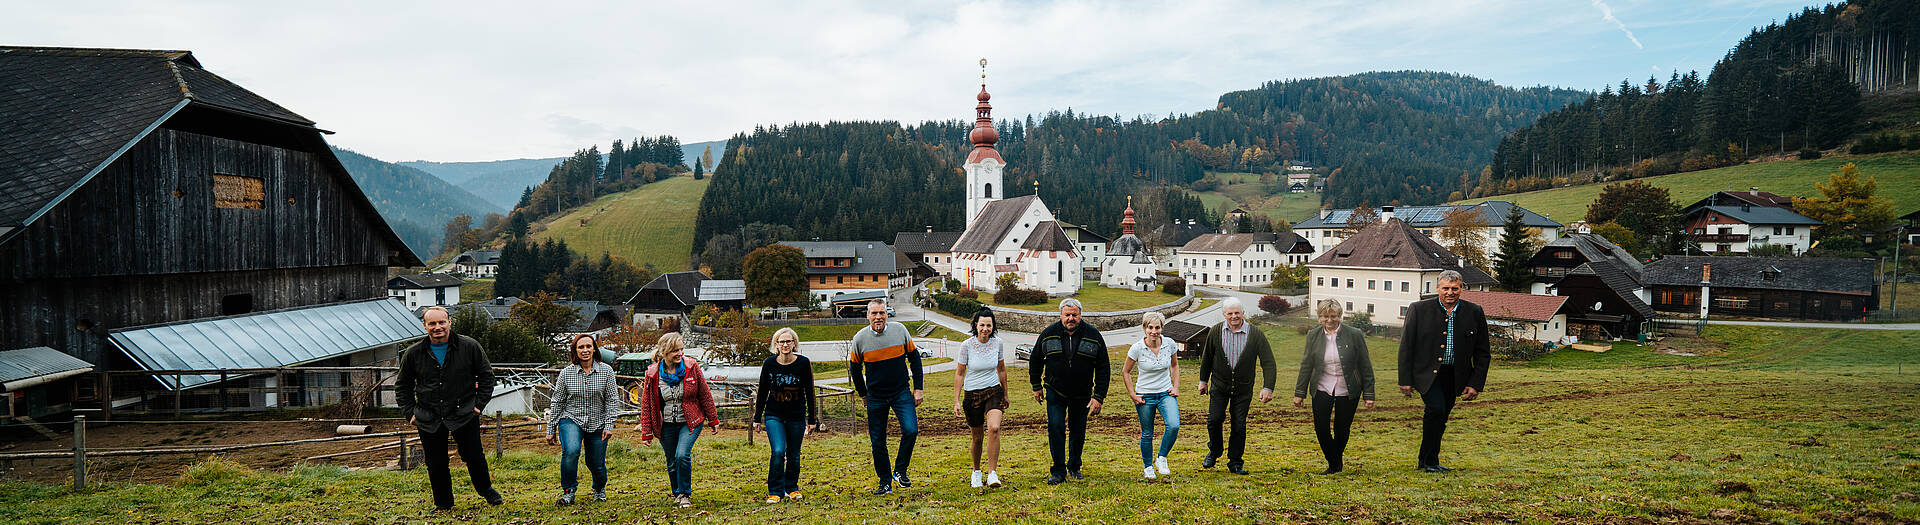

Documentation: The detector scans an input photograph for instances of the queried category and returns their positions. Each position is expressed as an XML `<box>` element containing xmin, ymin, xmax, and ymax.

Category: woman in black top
<box><xmin>753</xmin><ymin>327</ymin><xmax>820</xmax><ymax>503</ymax></box>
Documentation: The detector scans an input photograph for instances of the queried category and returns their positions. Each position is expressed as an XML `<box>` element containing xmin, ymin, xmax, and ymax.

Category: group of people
<box><xmin>394</xmin><ymin>270</ymin><xmax>1491</xmax><ymax>510</ymax></box>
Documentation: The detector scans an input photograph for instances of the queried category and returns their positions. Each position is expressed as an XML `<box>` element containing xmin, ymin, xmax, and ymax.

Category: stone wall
<box><xmin>986</xmin><ymin>292</ymin><xmax>1194</xmax><ymax>333</ymax></box>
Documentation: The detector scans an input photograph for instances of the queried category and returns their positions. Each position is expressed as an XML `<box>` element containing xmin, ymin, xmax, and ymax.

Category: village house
<box><xmin>1177</xmin><ymin>232</ymin><xmax>1299</xmax><ymax>290</ymax></box>
<box><xmin>1680</xmin><ymin>205</ymin><xmax>1821</xmax><ymax>255</ymax></box>
<box><xmin>1459</xmin><ymin>290</ymin><xmax>1570</xmax><ymax>344</ymax></box>
<box><xmin>1146</xmin><ymin>219</ymin><xmax>1211</xmax><ymax>273</ymax></box>
<box><xmin>1307</xmin><ymin>219</ymin><xmax>1494</xmax><ymax>327</ymax></box>
<box><xmin>893</xmin><ymin>230</ymin><xmax>962</xmax><ymax>279</ymax></box>
<box><xmin>1292</xmin><ymin>201</ymin><xmax>1561</xmax><ymax>260</ymax></box>
<box><xmin>452</xmin><ymin>249</ymin><xmax>500</xmax><ymax>277</ymax></box>
<box><xmin>626</xmin><ymin>271</ymin><xmax>709</xmax><ymax>329</ymax></box>
<box><xmin>1527</xmin><ymin>228</ymin><xmax>1657</xmax><ymax>340</ymax></box>
<box><xmin>1644</xmin><ymin>256</ymin><xmax>1877</xmax><ymax>321</ymax></box>
<box><xmin>386</xmin><ymin>273</ymin><xmax>463</xmax><ymax>310</ymax></box>
<box><xmin>779</xmin><ymin>240</ymin><xmax>909</xmax><ymax>304</ymax></box>
<box><xmin>0</xmin><ymin>47</ymin><xmax>426</xmax><ymax>417</ymax></box>
<box><xmin>1058</xmin><ymin>222</ymin><xmax>1112</xmax><ymax>273</ymax></box>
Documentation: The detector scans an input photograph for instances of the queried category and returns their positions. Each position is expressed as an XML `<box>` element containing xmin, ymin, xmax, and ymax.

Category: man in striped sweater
<box><xmin>849</xmin><ymin>299</ymin><xmax>925</xmax><ymax>495</ymax></box>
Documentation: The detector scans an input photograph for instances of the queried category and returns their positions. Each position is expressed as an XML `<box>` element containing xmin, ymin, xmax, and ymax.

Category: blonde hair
<box><xmin>1140</xmin><ymin>311</ymin><xmax>1166</xmax><ymax>327</ymax></box>
<box><xmin>770</xmin><ymin>327</ymin><xmax>799</xmax><ymax>348</ymax></box>
<box><xmin>656</xmin><ymin>332</ymin><xmax>685</xmax><ymax>355</ymax></box>
<box><xmin>1315</xmin><ymin>299</ymin><xmax>1344</xmax><ymax>318</ymax></box>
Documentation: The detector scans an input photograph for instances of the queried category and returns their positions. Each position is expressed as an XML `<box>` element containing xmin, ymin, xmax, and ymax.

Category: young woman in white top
<box><xmin>1122</xmin><ymin>311</ymin><xmax>1181</xmax><ymax>480</ymax></box>
<box><xmin>952</xmin><ymin>308</ymin><xmax>1009</xmax><ymax>488</ymax></box>
<box><xmin>1292</xmin><ymin>299</ymin><xmax>1375</xmax><ymax>474</ymax></box>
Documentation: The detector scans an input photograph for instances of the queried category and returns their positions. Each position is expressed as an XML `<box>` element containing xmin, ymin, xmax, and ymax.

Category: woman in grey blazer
<box><xmin>1292</xmin><ymin>299</ymin><xmax>1375</xmax><ymax>474</ymax></box>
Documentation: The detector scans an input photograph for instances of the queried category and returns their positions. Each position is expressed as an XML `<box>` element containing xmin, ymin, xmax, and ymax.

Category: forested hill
<box><xmin>331</xmin><ymin>147</ymin><xmax>503</xmax><ymax>258</ymax></box>
<box><xmin>692</xmin><ymin>71</ymin><xmax>1586</xmax><ymax>252</ymax></box>
<box><xmin>1480</xmin><ymin>0</ymin><xmax>1920</xmax><ymax>196</ymax></box>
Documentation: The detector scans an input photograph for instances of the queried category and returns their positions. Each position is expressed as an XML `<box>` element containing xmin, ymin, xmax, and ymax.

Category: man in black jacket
<box><xmin>397</xmin><ymin>307</ymin><xmax>503</xmax><ymax>510</ymax></box>
<box><xmin>1196</xmin><ymin>298</ymin><xmax>1276</xmax><ymax>475</ymax></box>
<box><xmin>1397</xmin><ymin>271</ymin><xmax>1491</xmax><ymax>473</ymax></box>
<box><xmin>1029</xmin><ymin>299</ymin><xmax>1108</xmax><ymax>484</ymax></box>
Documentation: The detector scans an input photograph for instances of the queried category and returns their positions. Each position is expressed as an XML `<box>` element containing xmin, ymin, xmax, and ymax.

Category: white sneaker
<box><xmin>986</xmin><ymin>471</ymin><xmax>1002</xmax><ymax>488</ymax></box>
<box><xmin>970</xmin><ymin>470</ymin><xmax>983</xmax><ymax>488</ymax></box>
<box><xmin>1143</xmin><ymin>466</ymin><xmax>1157</xmax><ymax>480</ymax></box>
<box><xmin>1156</xmin><ymin>456</ymin><xmax>1171</xmax><ymax>475</ymax></box>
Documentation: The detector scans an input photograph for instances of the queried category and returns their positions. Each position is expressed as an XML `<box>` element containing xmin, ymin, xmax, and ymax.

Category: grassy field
<box><xmin>1886</xmin><ymin>281</ymin><xmax>1920</xmax><ymax>310</ymax></box>
<box><xmin>4</xmin><ymin>322</ymin><xmax>1916</xmax><ymax>523</ymax></box>
<box><xmin>1194</xmin><ymin>171</ymin><xmax>1324</xmax><ymax>224</ymax></box>
<box><xmin>976</xmin><ymin>281</ymin><xmax>1182</xmax><ymax>312</ymax></box>
<box><xmin>459</xmin><ymin>279</ymin><xmax>495</xmax><ymax>304</ymax></box>
<box><xmin>531</xmin><ymin>176</ymin><xmax>709</xmax><ymax>273</ymax></box>
<box><xmin>1458</xmin><ymin>151</ymin><xmax>1920</xmax><ymax>223</ymax></box>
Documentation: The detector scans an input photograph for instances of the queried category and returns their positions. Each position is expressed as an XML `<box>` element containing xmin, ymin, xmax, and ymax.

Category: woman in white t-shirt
<box><xmin>1122</xmin><ymin>311</ymin><xmax>1181</xmax><ymax>480</ymax></box>
<box><xmin>952</xmin><ymin>308</ymin><xmax>1009</xmax><ymax>488</ymax></box>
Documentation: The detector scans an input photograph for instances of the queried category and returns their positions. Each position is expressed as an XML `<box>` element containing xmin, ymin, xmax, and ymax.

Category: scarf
<box><xmin>660</xmin><ymin>359</ymin><xmax>687</xmax><ymax>386</ymax></box>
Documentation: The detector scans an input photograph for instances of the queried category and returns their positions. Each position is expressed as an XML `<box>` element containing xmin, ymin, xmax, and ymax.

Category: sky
<box><xmin>7</xmin><ymin>0</ymin><xmax>1830</xmax><ymax>162</ymax></box>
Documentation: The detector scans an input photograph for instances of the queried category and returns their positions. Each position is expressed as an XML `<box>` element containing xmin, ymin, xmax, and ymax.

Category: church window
<box><xmin>985</xmin><ymin>183</ymin><xmax>993</xmax><ymax>198</ymax></box>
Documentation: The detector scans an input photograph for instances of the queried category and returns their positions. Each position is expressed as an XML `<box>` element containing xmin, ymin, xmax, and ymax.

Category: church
<box><xmin>1099</xmin><ymin>199</ymin><xmax>1158</xmax><ymax>291</ymax></box>
<box><xmin>948</xmin><ymin>68</ymin><xmax>1084</xmax><ymax>297</ymax></box>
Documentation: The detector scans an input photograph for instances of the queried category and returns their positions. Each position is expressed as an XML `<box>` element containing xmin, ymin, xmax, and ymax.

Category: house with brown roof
<box><xmin>1528</xmin><ymin>228</ymin><xmax>1657</xmax><ymax>340</ymax></box>
<box><xmin>1459</xmin><ymin>290</ymin><xmax>1570</xmax><ymax>344</ymax></box>
<box><xmin>894</xmin><ymin>230</ymin><xmax>963</xmax><ymax>280</ymax></box>
<box><xmin>1307</xmin><ymin>219</ymin><xmax>1494</xmax><ymax>326</ymax></box>
<box><xmin>1176</xmin><ymin>232</ymin><xmax>1307</xmax><ymax>290</ymax></box>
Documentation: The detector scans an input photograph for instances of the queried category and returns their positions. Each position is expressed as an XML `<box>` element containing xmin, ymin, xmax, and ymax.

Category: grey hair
<box><xmin>421</xmin><ymin>306</ymin><xmax>450</xmax><ymax>320</ymax></box>
<box><xmin>1315</xmin><ymin>299</ymin><xmax>1343</xmax><ymax>318</ymax></box>
<box><xmin>1218</xmin><ymin>297</ymin><xmax>1244</xmax><ymax>312</ymax></box>
<box><xmin>1141</xmin><ymin>311</ymin><xmax>1166</xmax><ymax>327</ymax></box>
<box><xmin>770</xmin><ymin>327</ymin><xmax>799</xmax><ymax>347</ymax></box>
<box><xmin>1060</xmin><ymin>298</ymin><xmax>1083</xmax><ymax>312</ymax></box>
<box><xmin>1437</xmin><ymin>270</ymin><xmax>1464</xmax><ymax>284</ymax></box>
<box><xmin>867</xmin><ymin>299</ymin><xmax>887</xmax><ymax>310</ymax></box>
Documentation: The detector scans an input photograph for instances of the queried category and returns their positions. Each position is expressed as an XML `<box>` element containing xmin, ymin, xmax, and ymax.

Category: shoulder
<box><xmin>1460</xmin><ymin>300</ymin><xmax>1485</xmax><ymax>315</ymax></box>
<box><xmin>595</xmin><ymin>361</ymin><xmax>615</xmax><ymax>373</ymax></box>
<box><xmin>761</xmin><ymin>355</ymin><xmax>780</xmax><ymax>367</ymax></box>
<box><xmin>886</xmin><ymin>321</ymin><xmax>910</xmax><ymax>334</ymax></box>
<box><xmin>453</xmin><ymin>334</ymin><xmax>483</xmax><ymax>348</ymax></box>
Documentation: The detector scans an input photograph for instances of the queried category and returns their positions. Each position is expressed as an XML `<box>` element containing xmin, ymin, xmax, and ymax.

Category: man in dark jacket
<box><xmin>397</xmin><ymin>307</ymin><xmax>502</xmax><ymax>510</ymax></box>
<box><xmin>1028</xmin><ymin>299</ymin><xmax>1108</xmax><ymax>484</ymax></box>
<box><xmin>1196</xmin><ymin>298</ymin><xmax>1276</xmax><ymax>475</ymax></box>
<box><xmin>1397</xmin><ymin>270</ymin><xmax>1491</xmax><ymax>473</ymax></box>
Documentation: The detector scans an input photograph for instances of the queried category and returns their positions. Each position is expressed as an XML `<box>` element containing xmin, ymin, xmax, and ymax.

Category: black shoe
<box><xmin>894</xmin><ymin>471</ymin><xmax>913</xmax><ymax>488</ymax></box>
<box><xmin>1422</xmin><ymin>465</ymin><xmax>1453</xmax><ymax>473</ymax></box>
<box><xmin>1201</xmin><ymin>456</ymin><xmax>1218</xmax><ymax>469</ymax></box>
<box><xmin>484</xmin><ymin>491</ymin><xmax>504</xmax><ymax>506</ymax></box>
<box><xmin>1068</xmin><ymin>470</ymin><xmax>1084</xmax><ymax>481</ymax></box>
<box><xmin>1228</xmin><ymin>466</ymin><xmax>1250</xmax><ymax>475</ymax></box>
<box><xmin>1045</xmin><ymin>473</ymin><xmax>1064</xmax><ymax>485</ymax></box>
<box><xmin>1318</xmin><ymin>468</ymin><xmax>1342</xmax><ymax>475</ymax></box>
<box><xmin>433</xmin><ymin>506</ymin><xmax>453</xmax><ymax>512</ymax></box>
<box><xmin>872</xmin><ymin>482</ymin><xmax>894</xmax><ymax>495</ymax></box>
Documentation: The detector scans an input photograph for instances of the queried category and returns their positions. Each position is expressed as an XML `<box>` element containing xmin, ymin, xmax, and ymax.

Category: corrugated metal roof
<box><xmin>0</xmin><ymin>346</ymin><xmax>94</xmax><ymax>386</ymax></box>
<box><xmin>108</xmin><ymin>298</ymin><xmax>425</xmax><ymax>391</ymax></box>
<box><xmin>697</xmin><ymin>280</ymin><xmax>747</xmax><ymax>301</ymax></box>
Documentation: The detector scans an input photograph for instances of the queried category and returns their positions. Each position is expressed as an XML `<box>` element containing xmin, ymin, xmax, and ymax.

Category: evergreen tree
<box><xmin>1493</xmin><ymin>206</ymin><xmax>1538</xmax><ymax>291</ymax></box>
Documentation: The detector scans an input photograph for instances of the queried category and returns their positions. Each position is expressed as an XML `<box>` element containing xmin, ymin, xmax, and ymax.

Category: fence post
<box><xmin>398</xmin><ymin>438</ymin><xmax>410</xmax><ymax>470</ymax></box>
<box><xmin>72</xmin><ymin>415</ymin><xmax>86</xmax><ymax>491</ymax></box>
<box><xmin>494</xmin><ymin>411</ymin><xmax>503</xmax><ymax>460</ymax></box>
<box><xmin>219</xmin><ymin>371</ymin><xmax>229</xmax><ymax>412</ymax></box>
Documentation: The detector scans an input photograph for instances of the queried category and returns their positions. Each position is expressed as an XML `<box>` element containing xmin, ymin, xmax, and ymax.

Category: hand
<box><xmin>641</xmin><ymin>436</ymin><xmax>653</xmax><ymax>446</ymax></box>
<box><xmin>600</xmin><ymin>429</ymin><xmax>612</xmax><ymax>441</ymax></box>
<box><xmin>750</xmin><ymin>421</ymin><xmax>760</xmax><ymax>432</ymax></box>
<box><xmin>953</xmin><ymin>403</ymin><xmax>964</xmax><ymax>418</ymax></box>
<box><xmin>913</xmin><ymin>390</ymin><xmax>924</xmax><ymax>406</ymax></box>
<box><xmin>407</xmin><ymin>416</ymin><xmax>416</xmax><ymax>426</ymax></box>
<box><xmin>1197</xmin><ymin>383</ymin><xmax>1209</xmax><ymax>395</ymax></box>
<box><xmin>1400</xmin><ymin>385</ymin><xmax>1414</xmax><ymax>397</ymax></box>
<box><xmin>1087</xmin><ymin>398</ymin><xmax>1102</xmax><ymax>415</ymax></box>
<box><xmin>1258</xmin><ymin>389</ymin><xmax>1274</xmax><ymax>403</ymax></box>
<box><xmin>1291</xmin><ymin>396</ymin><xmax>1304</xmax><ymax>408</ymax></box>
<box><xmin>1130</xmin><ymin>394</ymin><xmax>1145</xmax><ymax>406</ymax></box>
<box><xmin>546</xmin><ymin>434</ymin><xmax>558</xmax><ymax>445</ymax></box>
<box><xmin>474</xmin><ymin>407</ymin><xmax>484</xmax><ymax>415</ymax></box>
<box><xmin>1461</xmin><ymin>386</ymin><xmax>1479</xmax><ymax>401</ymax></box>
<box><xmin>1032</xmin><ymin>390</ymin><xmax>1044</xmax><ymax>403</ymax></box>
<box><xmin>1364</xmin><ymin>400</ymin><xmax>1376</xmax><ymax>409</ymax></box>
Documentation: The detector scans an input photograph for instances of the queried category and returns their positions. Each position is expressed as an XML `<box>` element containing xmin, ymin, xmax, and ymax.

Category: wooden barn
<box><xmin>0</xmin><ymin>47</ymin><xmax>424</xmax><ymax>417</ymax></box>
<box><xmin>1644</xmin><ymin>256</ymin><xmax>1878</xmax><ymax>321</ymax></box>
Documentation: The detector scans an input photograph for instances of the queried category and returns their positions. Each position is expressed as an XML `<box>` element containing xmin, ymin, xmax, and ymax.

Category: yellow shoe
<box><xmin>785</xmin><ymin>491</ymin><xmax>804</xmax><ymax>501</ymax></box>
<box><xmin>763</xmin><ymin>494</ymin><xmax>782</xmax><ymax>504</ymax></box>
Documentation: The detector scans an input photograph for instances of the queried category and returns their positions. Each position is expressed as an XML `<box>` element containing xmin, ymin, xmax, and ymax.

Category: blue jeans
<box><xmin>1134</xmin><ymin>392</ymin><xmax>1180</xmax><ymax>467</ymax></box>
<box><xmin>763</xmin><ymin>416</ymin><xmax>806</xmax><ymax>495</ymax></box>
<box><xmin>556</xmin><ymin>419</ymin><xmax>607</xmax><ymax>493</ymax></box>
<box><xmin>863</xmin><ymin>390</ymin><xmax>919</xmax><ymax>482</ymax></box>
<box><xmin>658</xmin><ymin>422</ymin><xmax>703</xmax><ymax>496</ymax></box>
<box><xmin>1045</xmin><ymin>394</ymin><xmax>1090</xmax><ymax>476</ymax></box>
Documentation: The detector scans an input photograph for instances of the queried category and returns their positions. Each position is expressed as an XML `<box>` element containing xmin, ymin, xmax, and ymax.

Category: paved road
<box><xmin>1704</xmin><ymin>320</ymin><xmax>1920</xmax><ymax>330</ymax></box>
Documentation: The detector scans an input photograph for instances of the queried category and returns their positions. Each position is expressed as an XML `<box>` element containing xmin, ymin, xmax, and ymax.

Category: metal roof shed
<box><xmin>0</xmin><ymin>346</ymin><xmax>95</xmax><ymax>392</ymax></box>
<box><xmin>107</xmin><ymin>298</ymin><xmax>426</xmax><ymax>390</ymax></box>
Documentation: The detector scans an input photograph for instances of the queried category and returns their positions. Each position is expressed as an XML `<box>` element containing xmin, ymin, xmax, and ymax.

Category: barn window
<box><xmin>212</xmin><ymin>174</ymin><xmax>265</xmax><ymax>209</ymax></box>
<box><xmin>222</xmin><ymin>294</ymin><xmax>254</xmax><ymax>315</ymax></box>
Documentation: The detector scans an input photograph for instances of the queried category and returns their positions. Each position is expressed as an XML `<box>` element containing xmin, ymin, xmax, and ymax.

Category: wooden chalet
<box><xmin>1644</xmin><ymin>256</ymin><xmax>1878</xmax><ymax>321</ymax></box>
<box><xmin>0</xmin><ymin>47</ymin><xmax>424</xmax><ymax>417</ymax></box>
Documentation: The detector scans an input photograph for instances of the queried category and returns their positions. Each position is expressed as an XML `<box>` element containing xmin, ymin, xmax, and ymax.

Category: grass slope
<box><xmin>1195</xmin><ymin>172</ymin><xmax>1324</xmax><ymax>224</ymax></box>
<box><xmin>531</xmin><ymin>176</ymin><xmax>709</xmax><ymax>273</ymax></box>
<box><xmin>7</xmin><ymin>322</ymin><xmax>1914</xmax><ymax>523</ymax></box>
<box><xmin>1458</xmin><ymin>151</ymin><xmax>1920</xmax><ymax>222</ymax></box>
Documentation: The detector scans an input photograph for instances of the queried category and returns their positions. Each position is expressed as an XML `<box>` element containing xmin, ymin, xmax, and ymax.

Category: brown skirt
<box><xmin>962</xmin><ymin>384</ymin><xmax>1009</xmax><ymax>428</ymax></box>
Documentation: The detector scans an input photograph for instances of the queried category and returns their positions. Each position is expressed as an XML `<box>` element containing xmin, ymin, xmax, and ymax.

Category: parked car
<box><xmin>1014</xmin><ymin>343</ymin><xmax>1033</xmax><ymax>361</ymax></box>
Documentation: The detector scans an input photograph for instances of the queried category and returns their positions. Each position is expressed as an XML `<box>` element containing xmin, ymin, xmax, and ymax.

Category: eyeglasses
<box><xmin>776</xmin><ymin>339</ymin><xmax>798</xmax><ymax>345</ymax></box>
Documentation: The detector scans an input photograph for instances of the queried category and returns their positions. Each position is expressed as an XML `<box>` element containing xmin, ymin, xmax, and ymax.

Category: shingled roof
<box><xmin>1536</xmin><ymin>232</ymin><xmax>1645</xmax><ymax>275</ymax></box>
<box><xmin>952</xmin><ymin>195</ymin><xmax>1041</xmax><ymax>253</ymax></box>
<box><xmin>1566</xmin><ymin>260</ymin><xmax>1657</xmax><ymax>318</ymax></box>
<box><xmin>1294</xmin><ymin>201</ymin><xmax>1560</xmax><ymax>230</ymax></box>
<box><xmin>388</xmin><ymin>274</ymin><xmax>465</xmax><ymax>289</ymax></box>
<box><xmin>1308</xmin><ymin>219</ymin><xmax>1495</xmax><ymax>284</ymax></box>
<box><xmin>1643</xmin><ymin>256</ymin><xmax>1875</xmax><ymax>296</ymax></box>
<box><xmin>1020</xmin><ymin>221</ymin><xmax>1075</xmax><ymax>251</ymax></box>
<box><xmin>893</xmin><ymin>231</ymin><xmax>962</xmax><ymax>254</ymax></box>
<box><xmin>1684</xmin><ymin>190</ymin><xmax>1796</xmax><ymax>212</ymax></box>
<box><xmin>1460</xmin><ymin>290</ymin><xmax>1569</xmax><ymax>322</ymax></box>
<box><xmin>626</xmin><ymin>271</ymin><xmax>710</xmax><ymax>306</ymax></box>
<box><xmin>1180</xmin><ymin>233</ymin><xmax>1276</xmax><ymax>254</ymax></box>
<box><xmin>779</xmin><ymin>241</ymin><xmax>901</xmax><ymax>275</ymax></box>
<box><xmin>1690</xmin><ymin>205</ymin><xmax>1823</xmax><ymax>226</ymax></box>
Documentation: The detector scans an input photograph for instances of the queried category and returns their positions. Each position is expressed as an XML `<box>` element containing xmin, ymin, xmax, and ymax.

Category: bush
<box><xmin>1492</xmin><ymin>336</ymin><xmax>1550</xmax><ymax>361</ymax></box>
<box><xmin>944</xmin><ymin>278</ymin><xmax>962</xmax><ymax>291</ymax></box>
<box><xmin>1798</xmin><ymin>148</ymin><xmax>1823</xmax><ymax>160</ymax></box>
<box><xmin>1295</xmin><ymin>324</ymin><xmax>1314</xmax><ymax>335</ymax></box>
<box><xmin>1258</xmin><ymin>295</ymin><xmax>1291</xmax><ymax>313</ymax></box>
<box><xmin>1163</xmin><ymin>277</ymin><xmax>1186</xmax><ymax>296</ymax></box>
<box><xmin>956</xmin><ymin>288</ymin><xmax>978</xmax><ymax>299</ymax></box>
<box><xmin>1850</xmin><ymin>132</ymin><xmax>1916</xmax><ymax>155</ymax></box>
<box><xmin>993</xmin><ymin>287</ymin><xmax>1048</xmax><ymax>305</ymax></box>
<box><xmin>931</xmin><ymin>292</ymin><xmax>983</xmax><ymax>318</ymax></box>
<box><xmin>1346</xmin><ymin>312</ymin><xmax>1375</xmax><ymax>335</ymax></box>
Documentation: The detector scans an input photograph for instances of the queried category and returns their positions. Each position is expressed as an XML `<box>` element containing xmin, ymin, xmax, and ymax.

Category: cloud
<box><xmin>1592</xmin><ymin>0</ymin><xmax>1645</xmax><ymax>49</ymax></box>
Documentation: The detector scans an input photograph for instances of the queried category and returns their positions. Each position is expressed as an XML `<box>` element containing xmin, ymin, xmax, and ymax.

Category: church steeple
<box><xmin>1121</xmin><ymin>196</ymin><xmax>1136</xmax><ymax>235</ymax></box>
<box><xmin>964</xmin><ymin>58</ymin><xmax>1006</xmax><ymax>229</ymax></box>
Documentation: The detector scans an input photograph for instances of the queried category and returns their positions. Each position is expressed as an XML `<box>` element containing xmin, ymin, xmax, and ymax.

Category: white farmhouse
<box><xmin>1307</xmin><ymin>219</ymin><xmax>1494</xmax><ymax>327</ymax></box>
<box><xmin>1293</xmin><ymin>201</ymin><xmax>1562</xmax><ymax>261</ymax></box>
<box><xmin>387</xmin><ymin>274</ymin><xmax>463</xmax><ymax>310</ymax></box>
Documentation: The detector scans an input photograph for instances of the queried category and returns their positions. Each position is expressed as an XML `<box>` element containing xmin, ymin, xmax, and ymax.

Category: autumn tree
<box><xmin>509</xmin><ymin>291</ymin><xmax>580</xmax><ymax>349</ymax></box>
<box><xmin>1795</xmin><ymin>163</ymin><xmax>1895</xmax><ymax>244</ymax></box>
<box><xmin>1437</xmin><ymin>207</ymin><xmax>1492</xmax><ymax>272</ymax></box>
<box><xmin>441</xmin><ymin>214</ymin><xmax>476</xmax><ymax>255</ymax></box>
<box><xmin>1339</xmin><ymin>204</ymin><xmax>1381</xmax><ymax>238</ymax></box>
<box><xmin>1589</xmin><ymin>222</ymin><xmax>1647</xmax><ymax>259</ymax></box>
<box><xmin>743</xmin><ymin>244</ymin><xmax>808</xmax><ymax>307</ymax></box>
<box><xmin>1586</xmin><ymin>180</ymin><xmax>1679</xmax><ymax>254</ymax></box>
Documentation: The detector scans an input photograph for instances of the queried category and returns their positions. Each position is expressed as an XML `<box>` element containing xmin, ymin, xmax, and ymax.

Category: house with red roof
<box><xmin>1460</xmin><ymin>290</ymin><xmax>1571</xmax><ymax>344</ymax></box>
